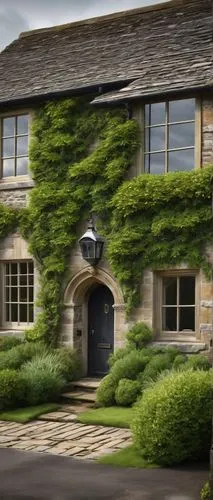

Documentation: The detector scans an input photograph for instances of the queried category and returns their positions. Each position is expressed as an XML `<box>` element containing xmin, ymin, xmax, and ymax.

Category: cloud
<box><xmin>0</xmin><ymin>0</ymin><xmax>166</xmax><ymax>50</ymax></box>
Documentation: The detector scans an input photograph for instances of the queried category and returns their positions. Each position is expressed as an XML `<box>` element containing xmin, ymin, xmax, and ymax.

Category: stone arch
<box><xmin>62</xmin><ymin>266</ymin><xmax>126</xmax><ymax>374</ymax></box>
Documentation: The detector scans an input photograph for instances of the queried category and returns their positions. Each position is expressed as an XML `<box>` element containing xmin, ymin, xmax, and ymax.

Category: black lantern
<box><xmin>79</xmin><ymin>218</ymin><xmax>104</xmax><ymax>266</ymax></box>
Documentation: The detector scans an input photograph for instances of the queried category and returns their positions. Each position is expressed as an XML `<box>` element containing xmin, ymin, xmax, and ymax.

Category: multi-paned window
<box><xmin>144</xmin><ymin>98</ymin><xmax>196</xmax><ymax>174</ymax></box>
<box><xmin>0</xmin><ymin>114</ymin><xmax>29</xmax><ymax>177</ymax></box>
<box><xmin>161</xmin><ymin>275</ymin><xmax>196</xmax><ymax>334</ymax></box>
<box><xmin>4</xmin><ymin>261</ymin><xmax>34</xmax><ymax>325</ymax></box>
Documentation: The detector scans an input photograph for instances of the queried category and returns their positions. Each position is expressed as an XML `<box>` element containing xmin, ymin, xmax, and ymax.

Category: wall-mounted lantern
<box><xmin>79</xmin><ymin>218</ymin><xmax>104</xmax><ymax>266</ymax></box>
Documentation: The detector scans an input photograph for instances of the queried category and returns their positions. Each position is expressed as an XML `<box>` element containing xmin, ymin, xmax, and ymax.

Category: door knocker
<box><xmin>104</xmin><ymin>304</ymin><xmax>109</xmax><ymax>314</ymax></box>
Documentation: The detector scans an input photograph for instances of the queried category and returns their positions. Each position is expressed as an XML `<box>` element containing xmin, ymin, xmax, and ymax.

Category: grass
<box><xmin>98</xmin><ymin>445</ymin><xmax>158</xmax><ymax>469</ymax></box>
<box><xmin>77</xmin><ymin>406</ymin><xmax>134</xmax><ymax>428</ymax></box>
<box><xmin>0</xmin><ymin>403</ymin><xmax>60</xmax><ymax>423</ymax></box>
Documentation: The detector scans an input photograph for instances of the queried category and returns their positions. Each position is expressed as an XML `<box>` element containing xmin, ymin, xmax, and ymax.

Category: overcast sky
<box><xmin>0</xmin><ymin>0</ymin><xmax>165</xmax><ymax>51</ymax></box>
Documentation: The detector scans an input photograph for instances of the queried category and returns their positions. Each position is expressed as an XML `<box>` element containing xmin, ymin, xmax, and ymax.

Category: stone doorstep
<box><xmin>71</xmin><ymin>378</ymin><xmax>101</xmax><ymax>391</ymax></box>
<box><xmin>62</xmin><ymin>391</ymin><xmax>96</xmax><ymax>403</ymax></box>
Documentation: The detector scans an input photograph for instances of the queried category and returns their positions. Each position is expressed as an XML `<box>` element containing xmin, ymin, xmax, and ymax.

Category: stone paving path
<box><xmin>0</xmin><ymin>412</ymin><xmax>132</xmax><ymax>460</ymax></box>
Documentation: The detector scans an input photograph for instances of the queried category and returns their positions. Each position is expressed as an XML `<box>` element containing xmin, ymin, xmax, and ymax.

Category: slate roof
<box><xmin>0</xmin><ymin>0</ymin><xmax>212</xmax><ymax>107</ymax></box>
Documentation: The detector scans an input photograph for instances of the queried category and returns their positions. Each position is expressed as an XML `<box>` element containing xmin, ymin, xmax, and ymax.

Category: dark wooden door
<box><xmin>88</xmin><ymin>285</ymin><xmax>114</xmax><ymax>376</ymax></box>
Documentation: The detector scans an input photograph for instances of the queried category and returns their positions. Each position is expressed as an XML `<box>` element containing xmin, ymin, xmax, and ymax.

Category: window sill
<box><xmin>0</xmin><ymin>177</ymin><xmax>35</xmax><ymax>191</ymax></box>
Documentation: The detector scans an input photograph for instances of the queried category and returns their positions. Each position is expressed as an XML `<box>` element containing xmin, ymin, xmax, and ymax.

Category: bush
<box><xmin>0</xmin><ymin>369</ymin><xmax>26</xmax><ymax>410</ymax></box>
<box><xmin>132</xmin><ymin>370</ymin><xmax>213</xmax><ymax>466</ymax></box>
<box><xmin>127</xmin><ymin>322</ymin><xmax>152</xmax><ymax>350</ymax></box>
<box><xmin>110</xmin><ymin>349</ymin><xmax>151</xmax><ymax>383</ymax></box>
<box><xmin>54</xmin><ymin>347</ymin><xmax>83</xmax><ymax>383</ymax></box>
<box><xmin>162</xmin><ymin>346</ymin><xmax>180</xmax><ymax>362</ymax></box>
<box><xmin>172</xmin><ymin>354</ymin><xmax>187</xmax><ymax>370</ymax></box>
<box><xmin>0</xmin><ymin>341</ymin><xmax>48</xmax><ymax>371</ymax></box>
<box><xmin>108</xmin><ymin>346</ymin><xmax>132</xmax><ymax>369</ymax></box>
<box><xmin>0</xmin><ymin>336</ymin><xmax>24</xmax><ymax>352</ymax></box>
<box><xmin>200</xmin><ymin>482</ymin><xmax>213</xmax><ymax>500</ymax></box>
<box><xmin>21</xmin><ymin>354</ymin><xmax>65</xmax><ymax>405</ymax></box>
<box><xmin>96</xmin><ymin>374</ymin><xmax>117</xmax><ymax>407</ymax></box>
<box><xmin>141</xmin><ymin>353</ymin><xmax>173</xmax><ymax>385</ymax></box>
<box><xmin>115</xmin><ymin>378</ymin><xmax>141</xmax><ymax>406</ymax></box>
<box><xmin>181</xmin><ymin>354</ymin><xmax>210</xmax><ymax>372</ymax></box>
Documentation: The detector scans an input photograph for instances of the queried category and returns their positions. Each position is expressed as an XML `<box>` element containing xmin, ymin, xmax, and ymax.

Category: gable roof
<box><xmin>0</xmin><ymin>0</ymin><xmax>212</xmax><ymax>107</ymax></box>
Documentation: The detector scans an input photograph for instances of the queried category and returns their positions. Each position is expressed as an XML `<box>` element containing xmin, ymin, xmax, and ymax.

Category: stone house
<box><xmin>0</xmin><ymin>0</ymin><xmax>212</xmax><ymax>375</ymax></box>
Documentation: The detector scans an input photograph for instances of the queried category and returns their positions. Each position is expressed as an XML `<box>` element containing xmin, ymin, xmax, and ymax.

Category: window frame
<box><xmin>1</xmin><ymin>260</ymin><xmax>34</xmax><ymax>329</ymax></box>
<box><xmin>138</xmin><ymin>96</ymin><xmax>201</xmax><ymax>174</ymax></box>
<box><xmin>0</xmin><ymin>110</ymin><xmax>31</xmax><ymax>181</ymax></box>
<box><xmin>154</xmin><ymin>270</ymin><xmax>199</xmax><ymax>339</ymax></box>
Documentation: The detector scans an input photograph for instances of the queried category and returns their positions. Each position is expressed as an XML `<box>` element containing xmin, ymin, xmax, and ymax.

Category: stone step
<box><xmin>71</xmin><ymin>378</ymin><xmax>101</xmax><ymax>391</ymax></box>
<box><xmin>62</xmin><ymin>391</ymin><xmax>97</xmax><ymax>404</ymax></box>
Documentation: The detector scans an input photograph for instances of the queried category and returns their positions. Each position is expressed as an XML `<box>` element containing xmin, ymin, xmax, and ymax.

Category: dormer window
<box><xmin>0</xmin><ymin>114</ymin><xmax>29</xmax><ymax>177</ymax></box>
<box><xmin>144</xmin><ymin>98</ymin><xmax>196</xmax><ymax>174</ymax></box>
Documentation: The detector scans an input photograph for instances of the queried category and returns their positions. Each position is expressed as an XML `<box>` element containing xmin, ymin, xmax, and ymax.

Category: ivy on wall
<box><xmin>0</xmin><ymin>96</ymin><xmax>213</xmax><ymax>344</ymax></box>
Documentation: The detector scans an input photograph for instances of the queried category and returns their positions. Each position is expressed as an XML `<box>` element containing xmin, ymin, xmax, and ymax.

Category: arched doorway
<box><xmin>88</xmin><ymin>284</ymin><xmax>114</xmax><ymax>376</ymax></box>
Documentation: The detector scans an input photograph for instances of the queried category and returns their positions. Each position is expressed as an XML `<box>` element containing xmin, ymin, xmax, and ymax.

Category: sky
<box><xmin>0</xmin><ymin>0</ymin><xmax>165</xmax><ymax>51</ymax></box>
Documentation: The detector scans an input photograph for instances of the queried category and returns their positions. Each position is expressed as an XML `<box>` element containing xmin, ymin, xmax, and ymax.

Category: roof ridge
<box><xmin>19</xmin><ymin>0</ymin><xmax>177</xmax><ymax>39</ymax></box>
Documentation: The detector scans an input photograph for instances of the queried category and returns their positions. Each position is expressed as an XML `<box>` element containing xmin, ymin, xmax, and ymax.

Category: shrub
<box><xmin>0</xmin><ymin>369</ymin><xmax>26</xmax><ymax>410</ymax></box>
<box><xmin>21</xmin><ymin>354</ymin><xmax>65</xmax><ymax>405</ymax></box>
<box><xmin>0</xmin><ymin>336</ymin><xmax>24</xmax><ymax>352</ymax></box>
<box><xmin>200</xmin><ymin>482</ymin><xmax>212</xmax><ymax>500</ymax></box>
<box><xmin>96</xmin><ymin>374</ymin><xmax>117</xmax><ymax>407</ymax></box>
<box><xmin>142</xmin><ymin>353</ymin><xmax>173</xmax><ymax>385</ymax></box>
<box><xmin>172</xmin><ymin>354</ymin><xmax>187</xmax><ymax>370</ymax></box>
<box><xmin>127</xmin><ymin>322</ymin><xmax>152</xmax><ymax>350</ymax></box>
<box><xmin>0</xmin><ymin>341</ymin><xmax>48</xmax><ymax>371</ymax></box>
<box><xmin>181</xmin><ymin>354</ymin><xmax>210</xmax><ymax>372</ymax></box>
<box><xmin>163</xmin><ymin>346</ymin><xmax>180</xmax><ymax>362</ymax></box>
<box><xmin>108</xmin><ymin>346</ymin><xmax>132</xmax><ymax>369</ymax></box>
<box><xmin>54</xmin><ymin>347</ymin><xmax>83</xmax><ymax>383</ymax></box>
<box><xmin>132</xmin><ymin>370</ymin><xmax>213</xmax><ymax>466</ymax></box>
<box><xmin>110</xmin><ymin>349</ymin><xmax>150</xmax><ymax>383</ymax></box>
<box><xmin>115</xmin><ymin>378</ymin><xmax>141</xmax><ymax>406</ymax></box>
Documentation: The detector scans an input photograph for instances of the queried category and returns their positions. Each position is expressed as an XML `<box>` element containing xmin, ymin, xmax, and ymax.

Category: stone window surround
<box><xmin>153</xmin><ymin>269</ymin><xmax>199</xmax><ymax>341</ymax></box>
<box><xmin>133</xmin><ymin>95</ymin><xmax>202</xmax><ymax>176</ymax></box>
<box><xmin>2</xmin><ymin>260</ymin><xmax>34</xmax><ymax>327</ymax></box>
<box><xmin>0</xmin><ymin>108</ymin><xmax>33</xmax><ymax>185</ymax></box>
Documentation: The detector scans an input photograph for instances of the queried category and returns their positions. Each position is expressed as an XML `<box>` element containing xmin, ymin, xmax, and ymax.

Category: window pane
<box><xmin>20</xmin><ymin>262</ymin><xmax>27</xmax><ymax>274</ymax></box>
<box><xmin>29</xmin><ymin>287</ymin><xmax>34</xmax><ymax>302</ymax></box>
<box><xmin>169</xmin><ymin>99</ymin><xmax>195</xmax><ymax>123</ymax></box>
<box><xmin>17</xmin><ymin>115</ymin><xmax>28</xmax><ymax>135</ymax></box>
<box><xmin>6</xmin><ymin>304</ymin><xmax>10</xmax><ymax>322</ymax></box>
<box><xmin>2</xmin><ymin>138</ymin><xmax>15</xmax><ymax>158</ymax></box>
<box><xmin>2</xmin><ymin>158</ymin><xmax>15</xmax><ymax>177</ymax></box>
<box><xmin>11</xmin><ymin>287</ymin><xmax>18</xmax><ymax>302</ymax></box>
<box><xmin>29</xmin><ymin>275</ymin><xmax>34</xmax><ymax>286</ymax></box>
<box><xmin>162</xmin><ymin>307</ymin><xmax>177</xmax><ymax>331</ymax></box>
<box><xmin>6</xmin><ymin>287</ymin><xmax>10</xmax><ymax>301</ymax></box>
<box><xmin>150</xmin><ymin>126</ymin><xmax>165</xmax><ymax>152</ymax></box>
<box><xmin>145</xmin><ymin>105</ymin><xmax>150</xmax><ymax>126</ymax></box>
<box><xmin>145</xmin><ymin>128</ymin><xmax>149</xmax><ymax>152</ymax></box>
<box><xmin>179</xmin><ymin>307</ymin><xmax>195</xmax><ymax>331</ymax></box>
<box><xmin>150</xmin><ymin>102</ymin><xmax>166</xmax><ymax>125</ymax></box>
<box><xmin>11</xmin><ymin>304</ymin><xmax>18</xmax><ymax>322</ymax></box>
<box><xmin>169</xmin><ymin>123</ymin><xmax>195</xmax><ymax>149</ymax></box>
<box><xmin>11</xmin><ymin>263</ymin><xmax>17</xmax><ymax>274</ymax></box>
<box><xmin>28</xmin><ymin>262</ymin><xmax>34</xmax><ymax>274</ymax></box>
<box><xmin>20</xmin><ymin>275</ymin><xmax>27</xmax><ymax>286</ymax></box>
<box><xmin>29</xmin><ymin>304</ymin><xmax>34</xmax><ymax>323</ymax></box>
<box><xmin>17</xmin><ymin>136</ymin><xmax>28</xmax><ymax>156</ymax></box>
<box><xmin>149</xmin><ymin>153</ymin><xmax>165</xmax><ymax>174</ymax></box>
<box><xmin>2</xmin><ymin>117</ymin><xmax>15</xmax><ymax>137</ymax></box>
<box><xmin>20</xmin><ymin>287</ymin><xmax>27</xmax><ymax>302</ymax></box>
<box><xmin>163</xmin><ymin>277</ymin><xmax>177</xmax><ymax>305</ymax></box>
<box><xmin>19</xmin><ymin>304</ymin><xmax>27</xmax><ymax>322</ymax></box>
<box><xmin>144</xmin><ymin>155</ymin><xmax>149</xmax><ymax>173</ymax></box>
<box><xmin>16</xmin><ymin>157</ymin><xmax>28</xmax><ymax>175</ymax></box>
<box><xmin>11</xmin><ymin>275</ymin><xmax>18</xmax><ymax>286</ymax></box>
<box><xmin>5</xmin><ymin>264</ymin><xmax>10</xmax><ymax>275</ymax></box>
<box><xmin>179</xmin><ymin>276</ymin><xmax>195</xmax><ymax>305</ymax></box>
<box><xmin>168</xmin><ymin>149</ymin><xmax>194</xmax><ymax>172</ymax></box>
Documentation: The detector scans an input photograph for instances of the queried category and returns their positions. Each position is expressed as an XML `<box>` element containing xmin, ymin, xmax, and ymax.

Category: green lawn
<box><xmin>77</xmin><ymin>406</ymin><xmax>133</xmax><ymax>428</ymax></box>
<box><xmin>98</xmin><ymin>445</ymin><xmax>158</xmax><ymax>468</ymax></box>
<box><xmin>0</xmin><ymin>403</ymin><xmax>59</xmax><ymax>423</ymax></box>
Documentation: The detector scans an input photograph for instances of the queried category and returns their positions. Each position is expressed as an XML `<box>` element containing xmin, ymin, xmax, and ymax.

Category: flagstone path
<box><xmin>0</xmin><ymin>408</ymin><xmax>132</xmax><ymax>460</ymax></box>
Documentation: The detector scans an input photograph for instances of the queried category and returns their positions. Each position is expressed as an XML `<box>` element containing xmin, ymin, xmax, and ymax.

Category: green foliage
<box><xmin>108</xmin><ymin>346</ymin><xmax>132</xmax><ymax>369</ymax></box>
<box><xmin>132</xmin><ymin>370</ymin><xmax>213</xmax><ymax>466</ymax></box>
<box><xmin>21</xmin><ymin>354</ymin><xmax>65</xmax><ymax>405</ymax></box>
<box><xmin>54</xmin><ymin>347</ymin><xmax>83</xmax><ymax>382</ymax></box>
<box><xmin>115</xmin><ymin>378</ymin><xmax>141</xmax><ymax>406</ymax></box>
<box><xmin>181</xmin><ymin>354</ymin><xmax>210</xmax><ymax>371</ymax></box>
<box><xmin>141</xmin><ymin>353</ymin><xmax>174</xmax><ymax>385</ymax></box>
<box><xmin>77</xmin><ymin>406</ymin><xmax>133</xmax><ymax>428</ymax></box>
<box><xmin>96</xmin><ymin>374</ymin><xmax>117</xmax><ymax>407</ymax></box>
<box><xmin>127</xmin><ymin>322</ymin><xmax>152</xmax><ymax>349</ymax></box>
<box><xmin>0</xmin><ymin>342</ymin><xmax>48</xmax><ymax>370</ymax></box>
<box><xmin>0</xmin><ymin>336</ymin><xmax>23</xmax><ymax>351</ymax></box>
<box><xmin>172</xmin><ymin>354</ymin><xmax>187</xmax><ymax>370</ymax></box>
<box><xmin>200</xmin><ymin>482</ymin><xmax>213</xmax><ymax>500</ymax></box>
<box><xmin>0</xmin><ymin>369</ymin><xmax>25</xmax><ymax>410</ymax></box>
<box><xmin>110</xmin><ymin>349</ymin><xmax>150</xmax><ymax>383</ymax></box>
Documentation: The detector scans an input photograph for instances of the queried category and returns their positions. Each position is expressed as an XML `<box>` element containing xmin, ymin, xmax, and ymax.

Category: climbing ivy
<box><xmin>0</xmin><ymin>96</ymin><xmax>213</xmax><ymax>344</ymax></box>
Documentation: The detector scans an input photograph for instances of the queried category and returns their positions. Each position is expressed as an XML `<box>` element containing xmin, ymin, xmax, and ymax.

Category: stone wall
<box><xmin>202</xmin><ymin>95</ymin><xmax>213</xmax><ymax>166</ymax></box>
<box><xmin>0</xmin><ymin>180</ymin><xmax>34</xmax><ymax>209</ymax></box>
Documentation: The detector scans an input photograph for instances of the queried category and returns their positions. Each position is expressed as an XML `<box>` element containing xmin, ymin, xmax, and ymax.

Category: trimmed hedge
<box><xmin>96</xmin><ymin>375</ymin><xmax>117</xmax><ymax>407</ymax></box>
<box><xmin>132</xmin><ymin>370</ymin><xmax>213</xmax><ymax>466</ymax></box>
<box><xmin>110</xmin><ymin>349</ymin><xmax>150</xmax><ymax>383</ymax></box>
<box><xmin>115</xmin><ymin>379</ymin><xmax>141</xmax><ymax>406</ymax></box>
<box><xmin>126</xmin><ymin>322</ymin><xmax>152</xmax><ymax>350</ymax></box>
<box><xmin>0</xmin><ymin>369</ymin><xmax>25</xmax><ymax>410</ymax></box>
